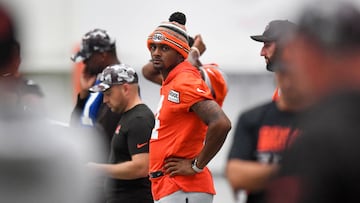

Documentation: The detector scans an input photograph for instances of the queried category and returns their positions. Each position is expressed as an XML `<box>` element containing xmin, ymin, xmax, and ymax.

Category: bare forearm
<box><xmin>226</xmin><ymin>159</ymin><xmax>279</xmax><ymax>192</ymax></box>
<box><xmin>191</xmin><ymin>100</ymin><xmax>231</xmax><ymax>169</ymax></box>
<box><xmin>79</xmin><ymin>89</ymin><xmax>89</xmax><ymax>99</ymax></box>
<box><xmin>142</xmin><ymin>62</ymin><xmax>162</xmax><ymax>85</ymax></box>
<box><xmin>79</xmin><ymin>74</ymin><xmax>96</xmax><ymax>99</ymax></box>
<box><xmin>196</xmin><ymin>118</ymin><xmax>231</xmax><ymax>168</ymax></box>
<box><xmin>164</xmin><ymin>100</ymin><xmax>231</xmax><ymax>177</ymax></box>
<box><xmin>187</xmin><ymin>34</ymin><xmax>206</xmax><ymax>67</ymax></box>
<box><xmin>187</xmin><ymin>48</ymin><xmax>202</xmax><ymax>67</ymax></box>
<box><xmin>88</xmin><ymin>160</ymin><xmax>148</xmax><ymax>180</ymax></box>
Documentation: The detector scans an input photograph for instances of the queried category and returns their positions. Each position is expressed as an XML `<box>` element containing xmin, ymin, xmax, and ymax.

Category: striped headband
<box><xmin>147</xmin><ymin>22</ymin><xmax>190</xmax><ymax>59</ymax></box>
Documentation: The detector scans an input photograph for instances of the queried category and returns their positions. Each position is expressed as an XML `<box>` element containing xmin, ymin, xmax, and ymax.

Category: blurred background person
<box><xmin>266</xmin><ymin>1</ymin><xmax>360</xmax><ymax>203</ymax></box>
<box><xmin>1</xmin><ymin>40</ymin><xmax>44</xmax><ymax>114</ymax></box>
<box><xmin>0</xmin><ymin>4</ymin><xmax>43</xmax><ymax>117</ymax></box>
<box><xmin>0</xmin><ymin>4</ymin><xmax>104</xmax><ymax>203</ymax></box>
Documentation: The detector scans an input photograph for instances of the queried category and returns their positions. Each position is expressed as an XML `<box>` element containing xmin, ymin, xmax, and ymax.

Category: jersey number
<box><xmin>151</xmin><ymin>95</ymin><xmax>164</xmax><ymax>140</ymax></box>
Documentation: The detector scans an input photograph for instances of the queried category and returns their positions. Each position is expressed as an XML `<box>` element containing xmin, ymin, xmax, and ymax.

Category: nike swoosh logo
<box><xmin>137</xmin><ymin>142</ymin><xmax>148</xmax><ymax>149</ymax></box>
<box><xmin>196</xmin><ymin>87</ymin><xmax>206</xmax><ymax>93</ymax></box>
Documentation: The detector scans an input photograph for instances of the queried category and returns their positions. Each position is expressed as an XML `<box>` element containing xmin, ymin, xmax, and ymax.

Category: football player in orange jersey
<box><xmin>142</xmin><ymin>12</ymin><xmax>228</xmax><ymax>107</ymax></box>
<box><xmin>146</xmin><ymin>16</ymin><xmax>231</xmax><ymax>203</ymax></box>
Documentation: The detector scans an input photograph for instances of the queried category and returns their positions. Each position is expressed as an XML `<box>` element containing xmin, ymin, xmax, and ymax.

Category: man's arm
<box><xmin>187</xmin><ymin>34</ymin><xmax>206</xmax><ymax>67</ymax></box>
<box><xmin>87</xmin><ymin>153</ymin><xmax>149</xmax><ymax>179</ymax></box>
<box><xmin>164</xmin><ymin>100</ymin><xmax>231</xmax><ymax>176</ymax></box>
<box><xmin>225</xmin><ymin>106</ymin><xmax>279</xmax><ymax>193</ymax></box>
<box><xmin>69</xmin><ymin>94</ymin><xmax>87</xmax><ymax>126</ymax></box>
<box><xmin>141</xmin><ymin>62</ymin><xmax>163</xmax><ymax>85</ymax></box>
<box><xmin>78</xmin><ymin>73</ymin><xmax>96</xmax><ymax>99</ymax></box>
<box><xmin>69</xmin><ymin>73</ymin><xmax>97</xmax><ymax>126</ymax></box>
<box><xmin>191</xmin><ymin>100</ymin><xmax>231</xmax><ymax>168</ymax></box>
<box><xmin>226</xmin><ymin>159</ymin><xmax>278</xmax><ymax>192</ymax></box>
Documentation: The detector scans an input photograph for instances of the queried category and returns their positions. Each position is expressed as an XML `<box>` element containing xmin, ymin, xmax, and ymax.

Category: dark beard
<box><xmin>266</xmin><ymin>60</ymin><xmax>274</xmax><ymax>72</ymax></box>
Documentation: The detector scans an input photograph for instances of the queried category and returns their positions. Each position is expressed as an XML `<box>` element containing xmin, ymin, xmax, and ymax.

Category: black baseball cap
<box><xmin>89</xmin><ymin>64</ymin><xmax>138</xmax><ymax>92</ymax></box>
<box><xmin>251</xmin><ymin>20</ymin><xmax>296</xmax><ymax>43</ymax></box>
<box><xmin>71</xmin><ymin>28</ymin><xmax>115</xmax><ymax>62</ymax></box>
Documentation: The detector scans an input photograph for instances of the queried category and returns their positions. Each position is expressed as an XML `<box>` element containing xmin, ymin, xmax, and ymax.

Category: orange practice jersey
<box><xmin>200</xmin><ymin>63</ymin><xmax>228</xmax><ymax>107</ymax></box>
<box><xmin>272</xmin><ymin>87</ymin><xmax>281</xmax><ymax>101</ymax></box>
<box><xmin>149</xmin><ymin>61</ymin><xmax>215</xmax><ymax>200</ymax></box>
<box><xmin>71</xmin><ymin>44</ymin><xmax>85</xmax><ymax>103</ymax></box>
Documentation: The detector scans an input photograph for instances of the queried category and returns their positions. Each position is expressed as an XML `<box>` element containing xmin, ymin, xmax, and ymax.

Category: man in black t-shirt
<box><xmin>225</xmin><ymin>20</ymin><xmax>304</xmax><ymax>203</ymax></box>
<box><xmin>226</xmin><ymin>72</ymin><xmax>303</xmax><ymax>203</ymax></box>
<box><xmin>87</xmin><ymin>64</ymin><xmax>154</xmax><ymax>203</ymax></box>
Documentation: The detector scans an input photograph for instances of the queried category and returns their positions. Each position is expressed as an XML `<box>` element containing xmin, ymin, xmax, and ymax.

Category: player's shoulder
<box><xmin>201</xmin><ymin>63</ymin><xmax>225</xmax><ymax>79</ymax></box>
<box><xmin>172</xmin><ymin>70</ymin><xmax>204</xmax><ymax>90</ymax></box>
<box><xmin>239</xmin><ymin>101</ymin><xmax>275</xmax><ymax>124</ymax></box>
<box><xmin>131</xmin><ymin>104</ymin><xmax>154</xmax><ymax>117</ymax></box>
<box><xmin>200</xmin><ymin>64</ymin><xmax>228</xmax><ymax>106</ymax></box>
<box><xmin>123</xmin><ymin>106</ymin><xmax>154</xmax><ymax>129</ymax></box>
<box><xmin>134</xmin><ymin>104</ymin><xmax>155</xmax><ymax>122</ymax></box>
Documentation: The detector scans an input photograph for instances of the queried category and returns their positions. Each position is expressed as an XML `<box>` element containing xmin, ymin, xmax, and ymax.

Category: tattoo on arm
<box><xmin>191</xmin><ymin>100</ymin><xmax>223</xmax><ymax>125</ymax></box>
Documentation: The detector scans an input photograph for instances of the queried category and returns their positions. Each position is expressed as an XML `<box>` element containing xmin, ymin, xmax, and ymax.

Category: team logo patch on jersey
<box><xmin>168</xmin><ymin>90</ymin><xmax>180</xmax><ymax>103</ymax></box>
